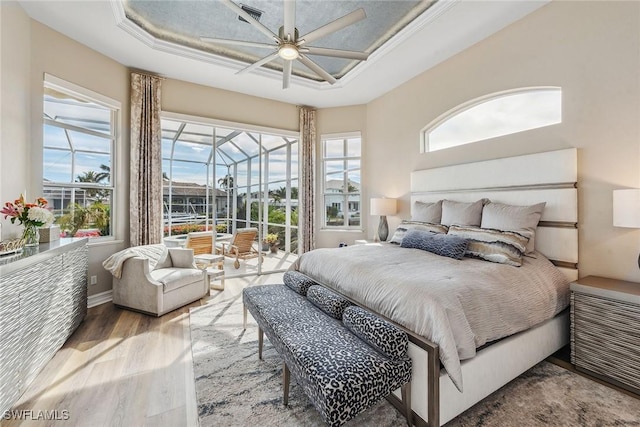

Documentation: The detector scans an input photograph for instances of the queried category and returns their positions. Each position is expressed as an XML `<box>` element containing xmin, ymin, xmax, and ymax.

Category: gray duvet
<box><xmin>292</xmin><ymin>243</ymin><xmax>569</xmax><ymax>392</ymax></box>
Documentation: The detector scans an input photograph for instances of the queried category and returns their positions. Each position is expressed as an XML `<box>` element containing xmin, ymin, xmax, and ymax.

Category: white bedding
<box><xmin>292</xmin><ymin>243</ymin><xmax>569</xmax><ymax>392</ymax></box>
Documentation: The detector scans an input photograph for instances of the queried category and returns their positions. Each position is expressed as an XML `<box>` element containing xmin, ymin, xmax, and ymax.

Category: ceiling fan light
<box><xmin>278</xmin><ymin>44</ymin><xmax>299</xmax><ymax>60</ymax></box>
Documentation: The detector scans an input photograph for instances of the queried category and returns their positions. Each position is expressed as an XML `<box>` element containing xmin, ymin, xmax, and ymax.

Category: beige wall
<box><xmin>2</xmin><ymin>0</ymin><xmax>639</xmax><ymax>297</ymax></box>
<box><xmin>162</xmin><ymin>79</ymin><xmax>298</xmax><ymax>131</ymax></box>
<box><xmin>363</xmin><ymin>1</ymin><xmax>640</xmax><ymax>282</ymax></box>
<box><xmin>0</xmin><ymin>2</ymin><xmax>31</xmax><ymax>239</ymax></box>
<box><xmin>27</xmin><ymin>19</ymin><xmax>131</xmax><ymax>296</ymax></box>
<box><xmin>315</xmin><ymin>105</ymin><xmax>368</xmax><ymax>248</ymax></box>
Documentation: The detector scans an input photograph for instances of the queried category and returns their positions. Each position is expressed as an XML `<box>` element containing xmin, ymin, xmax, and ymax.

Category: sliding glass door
<box><xmin>161</xmin><ymin>114</ymin><xmax>299</xmax><ymax>277</ymax></box>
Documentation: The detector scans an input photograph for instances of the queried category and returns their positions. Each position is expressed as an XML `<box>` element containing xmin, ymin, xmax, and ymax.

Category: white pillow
<box><xmin>480</xmin><ymin>202</ymin><xmax>546</xmax><ymax>254</ymax></box>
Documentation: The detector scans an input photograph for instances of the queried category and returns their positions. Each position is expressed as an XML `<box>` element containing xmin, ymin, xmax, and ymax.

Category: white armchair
<box><xmin>111</xmin><ymin>247</ymin><xmax>207</xmax><ymax>316</ymax></box>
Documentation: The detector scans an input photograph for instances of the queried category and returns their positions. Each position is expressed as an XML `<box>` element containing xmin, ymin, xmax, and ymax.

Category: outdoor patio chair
<box><xmin>185</xmin><ymin>231</ymin><xmax>214</xmax><ymax>256</ymax></box>
<box><xmin>215</xmin><ymin>227</ymin><xmax>261</xmax><ymax>269</ymax></box>
<box><xmin>186</xmin><ymin>231</ymin><xmax>225</xmax><ymax>289</ymax></box>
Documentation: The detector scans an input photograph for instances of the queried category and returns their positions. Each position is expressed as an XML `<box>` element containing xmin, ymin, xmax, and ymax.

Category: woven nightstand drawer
<box><xmin>570</xmin><ymin>276</ymin><xmax>640</xmax><ymax>395</ymax></box>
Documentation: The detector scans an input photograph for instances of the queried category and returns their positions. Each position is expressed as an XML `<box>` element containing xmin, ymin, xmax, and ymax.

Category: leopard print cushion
<box><xmin>243</xmin><ymin>285</ymin><xmax>412</xmax><ymax>427</ymax></box>
<box><xmin>307</xmin><ymin>285</ymin><xmax>352</xmax><ymax>319</ymax></box>
<box><xmin>283</xmin><ymin>270</ymin><xmax>318</xmax><ymax>296</ymax></box>
<box><xmin>343</xmin><ymin>306</ymin><xmax>409</xmax><ymax>361</ymax></box>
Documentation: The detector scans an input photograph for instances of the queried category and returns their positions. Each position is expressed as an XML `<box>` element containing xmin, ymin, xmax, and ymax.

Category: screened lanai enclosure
<box><xmin>162</xmin><ymin>116</ymin><xmax>300</xmax><ymax>276</ymax></box>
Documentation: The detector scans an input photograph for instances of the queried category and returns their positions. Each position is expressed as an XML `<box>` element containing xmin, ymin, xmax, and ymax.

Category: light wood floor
<box><xmin>4</xmin><ymin>274</ymin><xmax>282</xmax><ymax>427</ymax></box>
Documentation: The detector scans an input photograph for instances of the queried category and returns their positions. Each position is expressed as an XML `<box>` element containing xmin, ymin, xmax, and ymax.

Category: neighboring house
<box><xmin>162</xmin><ymin>179</ymin><xmax>228</xmax><ymax>217</ymax></box>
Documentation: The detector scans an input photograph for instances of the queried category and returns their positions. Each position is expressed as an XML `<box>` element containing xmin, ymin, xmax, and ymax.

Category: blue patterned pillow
<box><xmin>307</xmin><ymin>285</ymin><xmax>352</xmax><ymax>319</ymax></box>
<box><xmin>284</xmin><ymin>271</ymin><xmax>317</xmax><ymax>296</ymax></box>
<box><xmin>343</xmin><ymin>306</ymin><xmax>408</xmax><ymax>361</ymax></box>
<box><xmin>400</xmin><ymin>229</ymin><xmax>468</xmax><ymax>260</ymax></box>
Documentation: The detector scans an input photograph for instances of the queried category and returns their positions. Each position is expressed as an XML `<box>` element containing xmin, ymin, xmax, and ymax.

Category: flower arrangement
<box><xmin>263</xmin><ymin>233</ymin><xmax>279</xmax><ymax>245</ymax></box>
<box><xmin>1</xmin><ymin>194</ymin><xmax>55</xmax><ymax>246</ymax></box>
<box><xmin>1</xmin><ymin>195</ymin><xmax>54</xmax><ymax>227</ymax></box>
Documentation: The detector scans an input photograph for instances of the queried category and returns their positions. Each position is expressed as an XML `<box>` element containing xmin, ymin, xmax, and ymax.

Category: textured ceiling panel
<box><xmin>124</xmin><ymin>0</ymin><xmax>433</xmax><ymax>81</ymax></box>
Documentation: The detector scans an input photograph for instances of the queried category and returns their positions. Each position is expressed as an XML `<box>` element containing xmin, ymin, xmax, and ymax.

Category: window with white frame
<box><xmin>42</xmin><ymin>75</ymin><xmax>119</xmax><ymax>239</ymax></box>
<box><xmin>421</xmin><ymin>87</ymin><xmax>562</xmax><ymax>152</ymax></box>
<box><xmin>322</xmin><ymin>133</ymin><xmax>362</xmax><ymax>229</ymax></box>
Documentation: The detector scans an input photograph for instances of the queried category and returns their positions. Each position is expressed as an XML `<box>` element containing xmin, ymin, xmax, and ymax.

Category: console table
<box><xmin>0</xmin><ymin>238</ymin><xmax>88</xmax><ymax>413</ymax></box>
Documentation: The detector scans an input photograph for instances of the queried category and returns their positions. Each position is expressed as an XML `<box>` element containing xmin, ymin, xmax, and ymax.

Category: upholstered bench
<box><xmin>242</xmin><ymin>272</ymin><xmax>413</xmax><ymax>427</ymax></box>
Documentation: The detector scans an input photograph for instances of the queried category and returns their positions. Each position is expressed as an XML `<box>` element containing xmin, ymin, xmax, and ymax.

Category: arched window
<box><xmin>421</xmin><ymin>87</ymin><xmax>562</xmax><ymax>152</ymax></box>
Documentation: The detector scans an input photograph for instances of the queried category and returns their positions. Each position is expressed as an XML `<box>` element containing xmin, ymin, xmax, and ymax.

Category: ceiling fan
<box><xmin>201</xmin><ymin>0</ymin><xmax>370</xmax><ymax>89</ymax></box>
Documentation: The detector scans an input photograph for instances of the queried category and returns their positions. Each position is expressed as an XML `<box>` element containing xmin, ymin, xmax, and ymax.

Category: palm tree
<box><xmin>269</xmin><ymin>186</ymin><xmax>287</xmax><ymax>203</ymax></box>
<box><xmin>95</xmin><ymin>164</ymin><xmax>110</xmax><ymax>183</ymax></box>
<box><xmin>76</xmin><ymin>165</ymin><xmax>110</xmax><ymax>201</ymax></box>
<box><xmin>218</xmin><ymin>174</ymin><xmax>234</xmax><ymax>191</ymax></box>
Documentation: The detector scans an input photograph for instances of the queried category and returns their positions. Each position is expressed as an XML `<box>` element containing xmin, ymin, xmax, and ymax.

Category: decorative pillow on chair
<box><xmin>481</xmin><ymin>202</ymin><xmax>546</xmax><ymax>254</ymax></box>
<box><xmin>400</xmin><ymin>229</ymin><xmax>468</xmax><ymax>260</ymax></box>
<box><xmin>448</xmin><ymin>225</ymin><xmax>530</xmax><ymax>267</ymax></box>
<box><xmin>389</xmin><ymin>220</ymin><xmax>448</xmax><ymax>245</ymax></box>
<box><xmin>411</xmin><ymin>200</ymin><xmax>442</xmax><ymax>223</ymax></box>
<box><xmin>441</xmin><ymin>199</ymin><xmax>489</xmax><ymax>227</ymax></box>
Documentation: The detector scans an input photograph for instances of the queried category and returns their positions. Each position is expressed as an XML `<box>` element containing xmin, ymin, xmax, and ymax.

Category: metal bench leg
<box><xmin>243</xmin><ymin>304</ymin><xmax>247</xmax><ymax>330</ymax></box>
<box><xmin>258</xmin><ymin>327</ymin><xmax>264</xmax><ymax>360</ymax></box>
<box><xmin>401</xmin><ymin>382</ymin><xmax>413</xmax><ymax>427</ymax></box>
<box><xmin>283</xmin><ymin>362</ymin><xmax>290</xmax><ymax>406</ymax></box>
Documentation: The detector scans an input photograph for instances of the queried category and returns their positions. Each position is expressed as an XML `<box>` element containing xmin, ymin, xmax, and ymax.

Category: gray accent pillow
<box><xmin>481</xmin><ymin>202</ymin><xmax>546</xmax><ymax>254</ymax></box>
<box><xmin>400</xmin><ymin>229</ymin><xmax>468</xmax><ymax>260</ymax></box>
<box><xmin>441</xmin><ymin>199</ymin><xmax>487</xmax><ymax>227</ymax></box>
<box><xmin>411</xmin><ymin>200</ymin><xmax>442</xmax><ymax>223</ymax></box>
<box><xmin>389</xmin><ymin>220</ymin><xmax>449</xmax><ymax>245</ymax></box>
<box><xmin>448</xmin><ymin>225</ymin><xmax>529</xmax><ymax>267</ymax></box>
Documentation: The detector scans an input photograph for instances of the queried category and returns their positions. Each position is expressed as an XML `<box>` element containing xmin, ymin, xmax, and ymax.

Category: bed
<box><xmin>292</xmin><ymin>148</ymin><xmax>578</xmax><ymax>426</ymax></box>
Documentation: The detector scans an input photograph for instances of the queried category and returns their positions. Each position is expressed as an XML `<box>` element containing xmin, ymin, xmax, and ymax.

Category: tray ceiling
<box><xmin>18</xmin><ymin>0</ymin><xmax>549</xmax><ymax>107</ymax></box>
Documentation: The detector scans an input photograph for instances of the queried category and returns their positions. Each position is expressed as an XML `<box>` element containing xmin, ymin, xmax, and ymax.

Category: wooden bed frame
<box><xmin>384</xmin><ymin>148</ymin><xmax>579</xmax><ymax>426</ymax></box>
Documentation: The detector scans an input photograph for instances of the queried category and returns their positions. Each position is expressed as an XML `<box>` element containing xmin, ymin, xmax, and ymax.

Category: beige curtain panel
<box><xmin>299</xmin><ymin>106</ymin><xmax>316</xmax><ymax>253</ymax></box>
<box><xmin>130</xmin><ymin>72</ymin><xmax>163</xmax><ymax>247</ymax></box>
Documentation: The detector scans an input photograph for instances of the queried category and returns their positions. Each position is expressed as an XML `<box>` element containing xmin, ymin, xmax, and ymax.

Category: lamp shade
<box><xmin>370</xmin><ymin>198</ymin><xmax>397</xmax><ymax>216</ymax></box>
<box><xmin>613</xmin><ymin>189</ymin><xmax>640</xmax><ymax>228</ymax></box>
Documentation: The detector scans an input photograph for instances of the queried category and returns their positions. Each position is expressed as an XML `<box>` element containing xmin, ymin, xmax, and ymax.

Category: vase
<box><xmin>22</xmin><ymin>224</ymin><xmax>40</xmax><ymax>247</ymax></box>
<box><xmin>270</xmin><ymin>244</ymin><xmax>279</xmax><ymax>254</ymax></box>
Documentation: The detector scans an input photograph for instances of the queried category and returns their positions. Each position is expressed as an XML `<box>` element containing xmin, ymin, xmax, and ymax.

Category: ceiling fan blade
<box><xmin>298</xmin><ymin>54</ymin><xmax>337</xmax><ymax>84</ymax></box>
<box><xmin>237</xmin><ymin>52</ymin><xmax>280</xmax><ymax>75</ymax></box>
<box><xmin>304</xmin><ymin>46</ymin><xmax>369</xmax><ymax>61</ymax></box>
<box><xmin>221</xmin><ymin>0</ymin><xmax>278</xmax><ymax>42</ymax></box>
<box><xmin>283</xmin><ymin>0</ymin><xmax>296</xmax><ymax>41</ymax></box>
<box><xmin>282</xmin><ymin>60</ymin><xmax>292</xmax><ymax>89</ymax></box>
<box><xmin>300</xmin><ymin>8</ymin><xmax>366</xmax><ymax>45</ymax></box>
<box><xmin>200</xmin><ymin>37</ymin><xmax>275</xmax><ymax>49</ymax></box>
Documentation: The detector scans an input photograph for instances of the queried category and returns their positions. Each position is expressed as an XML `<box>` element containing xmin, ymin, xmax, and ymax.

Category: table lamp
<box><xmin>613</xmin><ymin>189</ymin><xmax>640</xmax><ymax>268</ymax></box>
<box><xmin>370</xmin><ymin>198</ymin><xmax>397</xmax><ymax>242</ymax></box>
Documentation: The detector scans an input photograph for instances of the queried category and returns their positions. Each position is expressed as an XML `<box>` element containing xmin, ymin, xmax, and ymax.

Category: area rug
<box><xmin>190</xmin><ymin>285</ymin><xmax>640</xmax><ymax>426</ymax></box>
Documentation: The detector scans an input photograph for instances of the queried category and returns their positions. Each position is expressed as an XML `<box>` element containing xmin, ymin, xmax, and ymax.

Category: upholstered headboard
<box><xmin>410</xmin><ymin>148</ymin><xmax>578</xmax><ymax>281</ymax></box>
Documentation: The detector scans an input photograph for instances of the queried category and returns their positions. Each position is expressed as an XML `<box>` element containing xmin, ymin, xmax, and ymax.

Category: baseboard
<box><xmin>87</xmin><ymin>290</ymin><xmax>113</xmax><ymax>308</ymax></box>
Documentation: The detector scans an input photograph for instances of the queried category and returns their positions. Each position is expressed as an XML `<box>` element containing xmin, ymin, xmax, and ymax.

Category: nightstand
<box><xmin>570</xmin><ymin>276</ymin><xmax>640</xmax><ymax>394</ymax></box>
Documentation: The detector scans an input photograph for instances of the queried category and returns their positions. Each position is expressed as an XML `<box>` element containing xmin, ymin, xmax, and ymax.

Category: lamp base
<box><xmin>378</xmin><ymin>216</ymin><xmax>389</xmax><ymax>242</ymax></box>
